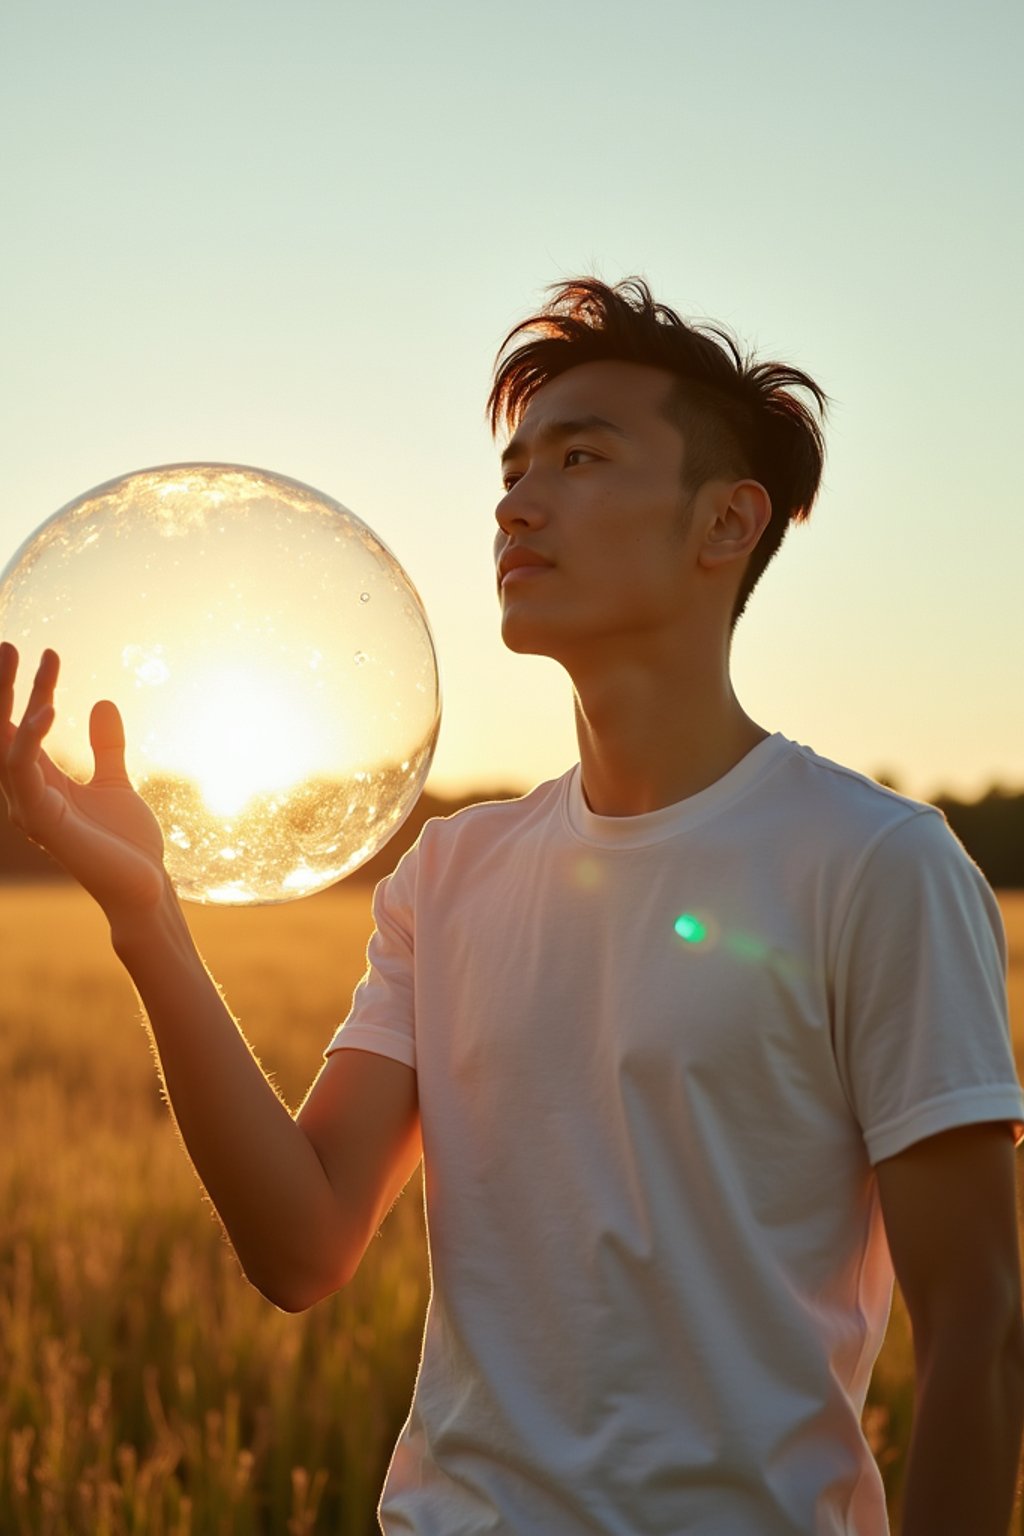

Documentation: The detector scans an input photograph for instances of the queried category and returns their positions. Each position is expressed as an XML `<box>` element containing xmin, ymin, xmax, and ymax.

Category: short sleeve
<box><xmin>324</xmin><ymin>852</ymin><xmax>418</xmax><ymax>1071</ymax></box>
<box><xmin>832</xmin><ymin>808</ymin><xmax>1024</xmax><ymax>1164</ymax></box>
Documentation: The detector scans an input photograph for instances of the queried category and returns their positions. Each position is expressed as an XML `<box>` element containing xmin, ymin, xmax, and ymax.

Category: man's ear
<box><xmin>698</xmin><ymin>481</ymin><xmax>772</xmax><ymax>570</ymax></box>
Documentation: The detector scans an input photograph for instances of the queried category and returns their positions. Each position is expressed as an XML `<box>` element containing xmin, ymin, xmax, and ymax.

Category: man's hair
<box><xmin>488</xmin><ymin>277</ymin><xmax>828</xmax><ymax>626</ymax></box>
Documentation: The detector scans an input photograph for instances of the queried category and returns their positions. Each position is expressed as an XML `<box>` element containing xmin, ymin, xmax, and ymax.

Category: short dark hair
<box><xmin>488</xmin><ymin>277</ymin><xmax>828</xmax><ymax>625</ymax></box>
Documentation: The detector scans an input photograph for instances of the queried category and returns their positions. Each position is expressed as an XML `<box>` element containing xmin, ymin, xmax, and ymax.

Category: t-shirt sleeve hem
<box><xmin>324</xmin><ymin>1024</ymin><xmax>417</xmax><ymax>1070</ymax></box>
<box><xmin>864</xmin><ymin>1085</ymin><xmax>1024</xmax><ymax>1164</ymax></box>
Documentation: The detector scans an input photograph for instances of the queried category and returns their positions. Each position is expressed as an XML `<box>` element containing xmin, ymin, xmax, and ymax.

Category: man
<box><xmin>2</xmin><ymin>277</ymin><xmax>1023</xmax><ymax>1534</ymax></box>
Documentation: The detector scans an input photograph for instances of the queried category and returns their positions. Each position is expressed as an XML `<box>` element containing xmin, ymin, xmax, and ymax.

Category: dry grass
<box><xmin>1005</xmin><ymin>891</ymin><xmax>1024</xmax><ymax>1079</ymax></box>
<box><xmin>2</xmin><ymin>884</ymin><xmax>1022</xmax><ymax>1533</ymax></box>
<box><xmin>1</xmin><ymin>885</ymin><xmax>425</xmax><ymax>1536</ymax></box>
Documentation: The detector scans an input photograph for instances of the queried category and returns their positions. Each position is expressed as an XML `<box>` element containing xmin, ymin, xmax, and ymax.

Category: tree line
<box><xmin>1</xmin><ymin>782</ymin><xmax>1022</xmax><ymax>890</ymax></box>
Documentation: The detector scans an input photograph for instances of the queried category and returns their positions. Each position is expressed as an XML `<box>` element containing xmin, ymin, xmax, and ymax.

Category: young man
<box><xmin>2</xmin><ymin>277</ymin><xmax>1023</xmax><ymax>1535</ymax></box>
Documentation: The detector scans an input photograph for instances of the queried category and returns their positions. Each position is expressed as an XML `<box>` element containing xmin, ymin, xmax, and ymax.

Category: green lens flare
<box><xmin>673</xmin><ymin>912</ymin><xmax>707</xmax><ymax>944</ymax></box>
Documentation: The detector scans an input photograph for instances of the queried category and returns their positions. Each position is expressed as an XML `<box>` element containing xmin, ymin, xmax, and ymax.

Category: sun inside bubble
<box><xmin>145</xmin><ymin>664</ymin><xmax>333</xmax><ymax>819</ymax></box>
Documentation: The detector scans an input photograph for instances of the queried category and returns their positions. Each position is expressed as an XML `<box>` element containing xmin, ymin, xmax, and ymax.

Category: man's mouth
<box><xmin>498</xmin><ymin>547</ymin><xmax>553</xmax><ymax>588</ymax></box>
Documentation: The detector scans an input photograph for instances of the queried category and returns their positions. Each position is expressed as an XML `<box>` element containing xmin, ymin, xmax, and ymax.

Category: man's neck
<box><xmin>571</xmin><ymin>653</ymin><xmax>769</xmax><ymax>818</ymax></box>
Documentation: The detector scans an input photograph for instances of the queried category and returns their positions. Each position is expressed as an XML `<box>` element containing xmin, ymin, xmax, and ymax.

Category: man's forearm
<box><xmin>899</xmin><ymin>1332</ymin><xmax>1024</xmax><ymax>1536</ymax></box>
<box><xmin>111</xmin><ymin>882</ymin><xmax>350</xmax><ymax>1310</ymax></box>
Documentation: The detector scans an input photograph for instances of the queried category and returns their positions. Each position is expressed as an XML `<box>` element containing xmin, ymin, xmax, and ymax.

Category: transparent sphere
<box><xmin>0</xmin><ymin>464</ymin><xmax>440</xmax><ymax>904</ymax></box>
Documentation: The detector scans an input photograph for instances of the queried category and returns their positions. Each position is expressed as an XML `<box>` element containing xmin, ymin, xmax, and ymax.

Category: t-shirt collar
<box><xmin>563</xmin><ymin>732</ymin><xmax>791</xmax><ymax>848</ymax></box>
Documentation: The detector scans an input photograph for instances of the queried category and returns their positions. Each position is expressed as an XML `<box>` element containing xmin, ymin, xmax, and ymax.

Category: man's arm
<box><xmin>1</xmin><ymin>644</ymin><xmax>420</xmax><ymax>1311</ymax></box>
<box><xmin>115</xmin><ymin>899</ymin><xmax>420</xmax><ymax>1311</ymax></box>
<box><xmin>875</xmin><ymin>1122</ymin><xmax>1024</xmax><ymax>1536</ymax></box>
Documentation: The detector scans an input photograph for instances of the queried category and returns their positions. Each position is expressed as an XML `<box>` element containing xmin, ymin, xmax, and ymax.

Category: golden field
<box><xmin>2</xmin><ymin>883</ymin><xmax>1023</xmax><ymax>1535</ymax></box>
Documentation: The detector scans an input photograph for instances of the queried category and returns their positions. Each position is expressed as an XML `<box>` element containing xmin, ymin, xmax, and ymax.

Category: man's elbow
<box><xmin>254</xmin><ymin>1275</ymin><xmax>327</xmax><ymax>1315</ymax></box>
<box><xmin>241</xmin><ymin>1240</ymin><xmax>367</xmax><ymax>1314</ymax></box>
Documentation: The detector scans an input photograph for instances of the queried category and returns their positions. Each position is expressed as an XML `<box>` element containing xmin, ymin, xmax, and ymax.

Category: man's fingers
<box><xmin>89</xmin><ymin>699</ymin><xmax>131</xmax><ymax>786</ymax></box>
<box><xmin>6</xmin><ymin>647</ymin><xmax>58</xmax><ymax>752</ymax></box>
<box><xmin>6</xmin><ymin>701</ymin><xmax>55</xmax><ymax>770</ymax></box>
<box><xmin>26</xmin><ymin>648</ymin><xmax>60</xmax><ymax>712</ymax></box>
<box><xmin>0</xmin><ymin>641</ymin><xmax>18</xmax><ymax>732</ymax></box>
<box><xmin>0</xmin><ymin>643</ymin><xmax>17</xmax><ymax>776</ymax></box>
<box><xmin>0</xmin><ymin>650</ymin><xmax>76</xmax><ymax>841</ymax></box>
<box><xmin>5</xmin><ymin>648</ymin><xmax>57</xmax><ymax>762</ymax></box>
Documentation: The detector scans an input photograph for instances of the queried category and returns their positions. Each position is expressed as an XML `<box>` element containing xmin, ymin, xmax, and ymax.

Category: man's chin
<box><xmin>499</xmin><ymin>614</ymin><xmax>559</xmax><ymax>658</ymax></box>
<box><xmin>500</xmin><ymin>631</ymin><xmax>545</xmax><ymax>657</ymax></box>
<box><xmin>499</xmin><ymin>628</ymin><xmax>586</xmax><ymax>681</ymax></box>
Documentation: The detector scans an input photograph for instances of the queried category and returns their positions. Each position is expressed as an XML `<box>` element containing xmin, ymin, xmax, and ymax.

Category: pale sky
<box><xmin>2</xmin><ymin>0</ymin><xmax>1021</xmax><ymax>802</ymax></box>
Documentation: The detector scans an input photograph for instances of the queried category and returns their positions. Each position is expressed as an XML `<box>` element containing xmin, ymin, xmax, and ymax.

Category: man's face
<box><xmin>493</xmin><ymin>359</ymin><xmax>702</xmax><ymax>664</ymax></box>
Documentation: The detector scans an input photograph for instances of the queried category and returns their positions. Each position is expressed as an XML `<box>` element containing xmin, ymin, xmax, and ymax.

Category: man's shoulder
<box><xmin>740</xmin><ymin>738</ymin><xmax>985</xmax><ymax>916</ymax></box>
<box><xmin>428</xmin><ymin>772</ymin><xmax>568</xmax><ymax>831</ymax></box>
<box><xmin>773</xmin><ymin>737</ymin><xmax>943</xmax><ymax>844</ymax></box>
<box><xmin>769</xmin><ymin>738</ymin><xmax>995</xmax><ymax>916</ymax></box>
<box><xmin>396</xmin><ymin>771</ymin><xmax>571</xmax><ymax>880</ymax></box>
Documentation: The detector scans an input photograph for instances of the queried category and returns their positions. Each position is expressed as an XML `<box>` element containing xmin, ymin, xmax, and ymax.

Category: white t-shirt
<box><xmin>326</xmin><ymin>733</ymin><xmax>1024</xmax><ymax>1535</ymax></box>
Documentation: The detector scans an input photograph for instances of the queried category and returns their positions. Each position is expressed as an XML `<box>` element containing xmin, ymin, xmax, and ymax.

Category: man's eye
<box><xmin>502</xmin><ymin>450</ymin><xmax>593</xmax><ymax>490</ymax></box>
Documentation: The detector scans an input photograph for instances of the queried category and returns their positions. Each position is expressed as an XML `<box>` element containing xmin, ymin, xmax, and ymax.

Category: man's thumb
<box><xmin>89</xmin><ymin>700</ymin><xmax>131</xmax><ymax>786</ymax></box>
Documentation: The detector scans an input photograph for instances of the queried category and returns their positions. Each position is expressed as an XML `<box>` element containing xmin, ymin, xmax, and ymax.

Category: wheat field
<box><xmin>2</xmin><ymin>884</ymin><xmax>1022</xmax><ymax>1535</ymax></box>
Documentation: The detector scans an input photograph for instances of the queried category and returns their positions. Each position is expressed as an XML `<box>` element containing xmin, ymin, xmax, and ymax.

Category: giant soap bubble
<box><xmin>0</xmin><ymin>464</ymin><xmax>440</xmax><ymax>904</ymax></box>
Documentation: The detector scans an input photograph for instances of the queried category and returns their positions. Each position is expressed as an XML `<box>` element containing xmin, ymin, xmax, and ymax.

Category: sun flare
<box><xmin>150</xmin><ymin>664</ymin><xmax>333</xmax><ymax>819</ymax></box>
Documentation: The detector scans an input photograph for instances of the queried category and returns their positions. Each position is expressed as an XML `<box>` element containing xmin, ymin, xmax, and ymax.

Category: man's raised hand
<box><xmin>0</xmin><ymin>643</ymin><xmax>166</xmax><ymax>915</ymax></box>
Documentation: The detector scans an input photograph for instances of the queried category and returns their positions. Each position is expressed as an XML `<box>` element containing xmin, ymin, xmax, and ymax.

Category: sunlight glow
<box><xmin>151</xmin><ymin>664</ymin><xmax>334</xmax><ymax>818</ymax></box>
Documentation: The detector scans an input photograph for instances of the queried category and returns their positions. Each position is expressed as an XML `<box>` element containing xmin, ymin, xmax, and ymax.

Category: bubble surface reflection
<box><xmin>0</xmin><ymin>463</ymin><xmax>441</xmax><ymax>904</ymax></box>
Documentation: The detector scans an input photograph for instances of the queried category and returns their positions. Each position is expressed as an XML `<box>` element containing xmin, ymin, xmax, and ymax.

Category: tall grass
<box><xmin>1</xmin><ymin>886</ymin><xmax>427</xmax><ymax>1536</ymax></box>
<box><xmin>2</xmin><ymin>885</ymin><xmax>1022</xmax><ymax>1533</ymax></box>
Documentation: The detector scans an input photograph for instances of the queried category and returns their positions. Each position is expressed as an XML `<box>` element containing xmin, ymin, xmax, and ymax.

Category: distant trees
<box><xmin>1</xmin><ymin>783</ymin><xmax>1022</xmax><ymax>889</ymax></box>
<box><xmin>0</xmin><ymin>789</ymin><xmax>520</xmax><ymax>891</ymax></box>
<box><xmin>934</xmin><ymin>787</ymin><xmax>1024</xmax><ymax>891</ymax></box>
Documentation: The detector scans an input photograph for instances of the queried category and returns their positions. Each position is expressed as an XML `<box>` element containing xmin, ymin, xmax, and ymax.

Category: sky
<box><xmin>2</xmin><ymin>0</ymin><xmax>1021</xmax><ymax>804</ymax></box>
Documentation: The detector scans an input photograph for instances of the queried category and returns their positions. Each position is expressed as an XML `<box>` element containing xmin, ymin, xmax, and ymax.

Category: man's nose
<box><xmin>495</xmin><ymin>475</ymin><xmax>545</xmax><ymax>535</ymax></box>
